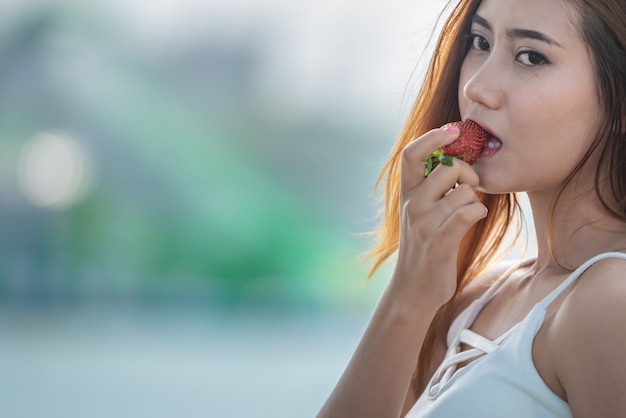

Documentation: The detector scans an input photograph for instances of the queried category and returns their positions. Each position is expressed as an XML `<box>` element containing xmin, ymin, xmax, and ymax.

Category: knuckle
<box><xmin>457</xmin><ymin>183</ymin><xmax>478</xmax><ymax>199</ymax></box>
<box><xmin>454</xmin><ymin>182</ymin><xmax>472</xmax><ymax>193</ymax></box>
<box><xmin>401</xmin><ymin>142</ymin><xmax>421</xmax><ymax>164</ymax></box>
<box><xmin>446</xmin><ymin>184</ymin><xmax>475</xmax><ymax>205</ymax></box>
<box><xmin>454</xmin><ymin>206</ymin><xmax>476</xmax><ymax>225</ymax></box>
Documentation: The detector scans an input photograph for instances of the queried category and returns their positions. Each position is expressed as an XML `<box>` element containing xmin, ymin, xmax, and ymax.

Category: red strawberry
<box><xmin>424</xmin><ymin>120</ymin><xmax>489</xmax><ymax>176</ymax></box>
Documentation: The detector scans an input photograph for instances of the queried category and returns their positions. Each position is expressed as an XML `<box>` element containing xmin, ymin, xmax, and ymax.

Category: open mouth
<box><xmin>480</xmin><ymin>135</ymin><xmax>502</xmax><ymax>157</ymax></box>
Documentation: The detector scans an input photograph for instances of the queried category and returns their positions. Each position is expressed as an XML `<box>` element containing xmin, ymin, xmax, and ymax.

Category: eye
<box><xmin>516</xmin><ymin>50</ymin><xmax>549</xmax><ymax>66</ymax></box>
<box><xmin>470</xmin><ymin>34</ymin><xmax>491</xmax><ymax>51</ymax></box>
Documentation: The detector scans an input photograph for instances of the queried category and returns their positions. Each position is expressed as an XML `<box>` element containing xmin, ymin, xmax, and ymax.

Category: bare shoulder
<box><xmin>557</xmin><ymin>255</ymin><xmax>626</xmax><ymax>327</ymax></box>
<box><xmin>550</xmin><ymin>256</ymin><xmax>626</xmax><ymax>416</ymax></box>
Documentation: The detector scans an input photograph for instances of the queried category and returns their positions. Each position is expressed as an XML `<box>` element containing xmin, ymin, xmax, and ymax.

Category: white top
<box><xmin>405</xmin><ymin>252</ymin><xmax>626</xmax><ymax>418</ymax></box>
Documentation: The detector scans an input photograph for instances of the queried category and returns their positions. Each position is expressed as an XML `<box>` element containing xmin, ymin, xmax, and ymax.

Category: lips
<box><xmin>480</xmin><ymin>135</ymin><xmax>502</xmax><ymax>157</ymax></box>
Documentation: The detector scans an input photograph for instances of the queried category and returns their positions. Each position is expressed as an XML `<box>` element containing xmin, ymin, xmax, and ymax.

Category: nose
<box><xmin>461</xmin><ymin>58</ymin><xmax>504</xmax><ymax>110</ymax></box>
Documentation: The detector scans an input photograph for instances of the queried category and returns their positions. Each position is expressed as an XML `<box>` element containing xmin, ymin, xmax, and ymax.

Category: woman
<box><xmin>318</xmin><ymin>0</ymin><xmax>626</xmax><ymax>416</ymax></box>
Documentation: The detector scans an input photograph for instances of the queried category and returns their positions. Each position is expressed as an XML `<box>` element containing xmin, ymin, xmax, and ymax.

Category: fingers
<box><xmin>400</xmin><ymin>128</ymin><xmax>459</xmax><ymax>196</ymax></box>
<box><xmin>426</xmin><ymin>158</ymin><xmax>480</xmax><ymax>199</ymax></box>
<box><xmin>407</xmin><ymin>182</ymin><xmax>486</xmax><ymax>239</ymax></box>
<box><xmin>439</xmin><ymin>198</ymin><xmax>489</xmax><ymax>243</ymax></box>
<box><xmin>436</xmin><ymin>183</ymin><xmax>482</xmax><ymax>218</ymax></box>
<box><xmin>400</xmin><ymin>156</ymin><xmax>486</xmax><ymax>237</ymax></box>
<box><xmin>398</xmin><ymin>127</ymin><xmax>487</xmax><ymax>256</ymax></box>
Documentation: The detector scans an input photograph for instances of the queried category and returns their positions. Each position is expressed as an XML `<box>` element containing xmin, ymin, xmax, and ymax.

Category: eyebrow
<box><xmin>472</xmin><ymin>14</ymin><xmax>564</xmax><ymax>48</ymax></box>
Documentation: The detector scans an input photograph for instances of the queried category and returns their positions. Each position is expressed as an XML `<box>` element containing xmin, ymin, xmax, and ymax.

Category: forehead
<box><xmin>474</xmin><ymin>0</ymin><xmax>581</xmax><ymax>41</ymax></box>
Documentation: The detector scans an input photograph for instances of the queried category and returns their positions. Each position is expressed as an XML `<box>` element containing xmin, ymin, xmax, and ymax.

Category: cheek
<box><xmin>510</xmin><ymin>94</ymin><xmax>601</xmax><ymax>186</ymax></box>
<box><xmin>513</xmin><ymin>81</ymin><xmax>600</xmax><ymax>149</ymax></box>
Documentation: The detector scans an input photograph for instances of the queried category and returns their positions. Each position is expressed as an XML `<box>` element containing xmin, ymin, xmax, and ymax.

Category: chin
<box><xmin>474</xmin><ymin>163</ymin><xmax>516</xmax><ymax>194</ymax></box>
<box><xmin>475</xmin><ymin>174</ymin><xmax>514</xmax><ymax>195</ymax></box>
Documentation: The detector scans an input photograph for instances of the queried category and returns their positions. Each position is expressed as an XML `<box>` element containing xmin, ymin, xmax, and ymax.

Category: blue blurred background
<box><xmin>0</xmin><ymin>0</ymin><xmax>447</xmax><ymax>416</ymax></box>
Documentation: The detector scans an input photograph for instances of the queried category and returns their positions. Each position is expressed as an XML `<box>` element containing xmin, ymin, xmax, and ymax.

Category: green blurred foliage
<box><xmin>0</xmin><ymin>0</ymin><xmax>395</xmax><ymax>312</ymax></box>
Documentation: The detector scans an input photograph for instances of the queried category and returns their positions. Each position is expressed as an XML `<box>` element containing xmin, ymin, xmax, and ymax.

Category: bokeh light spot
<box><xmin>17</xmin><ymin>131</ymin><xmax>93</xmax><ymax>209</ymax></box>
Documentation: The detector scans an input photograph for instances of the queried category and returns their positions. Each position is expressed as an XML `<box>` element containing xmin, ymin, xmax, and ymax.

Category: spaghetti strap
<box><xmin>410</xmin><ymin>253</ymin><xmax>626</xmax><ymax>417</ymax></box>
<box><xmin>537</xmin><ymin>251</ymin><xmax>626</xmax><ymax>310</ymax></box>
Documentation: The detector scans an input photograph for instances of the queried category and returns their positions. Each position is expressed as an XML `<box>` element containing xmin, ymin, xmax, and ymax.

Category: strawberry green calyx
<box><xmin>424</xmin><ymin>148</ymin><xmax>453</xmax><ymax>176</ymax></box>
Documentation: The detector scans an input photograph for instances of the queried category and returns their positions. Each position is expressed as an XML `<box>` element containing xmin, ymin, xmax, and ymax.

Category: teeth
<box><xmin>484</xmin><ymin>137</ymin><xmax>502</xmax><ymax>149</ymax></box>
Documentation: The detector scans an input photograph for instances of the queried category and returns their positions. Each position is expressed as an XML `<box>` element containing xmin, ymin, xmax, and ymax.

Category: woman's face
<box><xmin>458</xmin><ymin>0</ymin><xmax>602</xmax><ymax>195</ymax></box>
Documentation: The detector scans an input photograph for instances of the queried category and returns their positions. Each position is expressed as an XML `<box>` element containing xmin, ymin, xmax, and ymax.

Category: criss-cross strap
<box><xmin>429</xmin><ymin>327</ymin><xmax>510</xmax><ymax>399</ymax></box>
<box><xmin>421</xmin><ymin>252</ymin><xmax>626</xmax><ymax>408</ymax></box>
<box><xmin>446</xmin><ymin>261</ymin><xmax>522</xmax><ymax>347</ymax></box>
<box><xmin>430</xmin><ymin>261</ymin><xmax>526</xmax><ymax>399</ymax></box>
<box><xmin>460</xmin><ymin>329</ymin><xmax>500</xmax><ymax>353</ymax></box>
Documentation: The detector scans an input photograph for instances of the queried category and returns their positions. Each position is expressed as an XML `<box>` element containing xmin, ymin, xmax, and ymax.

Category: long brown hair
<box><xmin>367</xmin><ymin>0</ymin><xmax>522</xmax><ymax>395</ymax></box>
<box><xmin>563</xmin><ymin>0</ymin><xmax>626</xmax><ymax>219</ymax></box>
<box><xmin>368</xmin><ymin>0</ymin><xmax>626</xmax><ymax>397</ymax></box>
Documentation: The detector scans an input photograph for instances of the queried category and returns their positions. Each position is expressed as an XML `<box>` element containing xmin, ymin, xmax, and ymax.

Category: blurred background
<box><xmin>0</xmin><ymin>0</ymin><xmax>449</xmax><ymax>416</ymax></box>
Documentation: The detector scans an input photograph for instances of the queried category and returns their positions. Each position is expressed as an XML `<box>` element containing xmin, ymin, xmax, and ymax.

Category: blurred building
<box><xmin>0</xmin><ymin>0</ymin><xmax>445</xmax><ymax>313</ymax></box>
<box><xmin>0</xmin><ymin>2</ymin><xmax>457</xmax><ymax>418</ymax></box>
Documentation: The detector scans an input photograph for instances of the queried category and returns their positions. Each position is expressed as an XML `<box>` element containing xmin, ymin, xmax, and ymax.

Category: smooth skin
<box><xmin>318</xmin><ymin>0</ymin><xmax>626</xmax><ymax>417</ymax></box>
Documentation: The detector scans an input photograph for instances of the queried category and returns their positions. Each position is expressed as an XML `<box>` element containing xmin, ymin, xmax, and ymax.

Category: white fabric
<box><xmin>405</xmin><ymin>252</ymin><xmax>626</xmax><ymax>418</ymax></box>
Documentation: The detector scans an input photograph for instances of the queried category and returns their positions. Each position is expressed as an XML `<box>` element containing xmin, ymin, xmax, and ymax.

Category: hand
<box><xmin>392</xmin><ymin>127</ymin><xmax>488</xmax><ymax>309</ymax></box>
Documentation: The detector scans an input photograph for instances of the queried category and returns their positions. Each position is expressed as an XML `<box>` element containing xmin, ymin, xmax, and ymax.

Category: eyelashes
<box><xmin>516</xmin><ymin>50</ymin><xmax>550</xmax><ymax>66</ymax></box>
<box><xmin>469</xmin><ymin>33</ymin><xmax>490</xmax><ymax>51</ymax></box>
<box><xmin>463</xmin><ymin>33</ymin><xmax>551</xmax><ymax>66</ymax></box>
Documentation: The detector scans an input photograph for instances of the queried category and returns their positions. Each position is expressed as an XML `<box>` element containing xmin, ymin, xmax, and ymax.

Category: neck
<box><xmin>526</xmin><ymin>180</ymin><xmax>626</xmax><ymax>273</ymax></box>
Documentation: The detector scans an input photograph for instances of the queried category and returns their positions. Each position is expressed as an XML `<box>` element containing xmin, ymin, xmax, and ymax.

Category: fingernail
<box><xmin>442</xmin><ymin>125</ymin><xmax>459</xmax><ymax>134</ymax></box>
